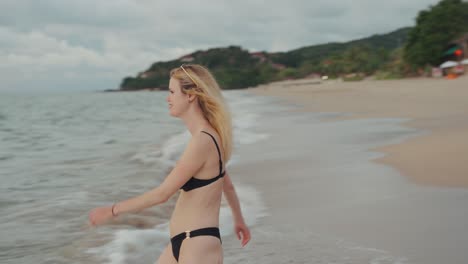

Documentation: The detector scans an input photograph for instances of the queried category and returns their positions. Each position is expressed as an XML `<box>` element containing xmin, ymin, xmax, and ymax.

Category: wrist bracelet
<box><xmin>111</xmin><ymin>203</ymin><xmax>118</xmax><ymax>217</ymax></box>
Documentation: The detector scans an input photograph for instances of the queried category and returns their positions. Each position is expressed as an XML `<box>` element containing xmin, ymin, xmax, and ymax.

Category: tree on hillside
<box><xmin>404</xmin><ymin>0</ymin><xmax>468</xmax><ymax>67</ymax></box>
<box><xmin>119</xmin><ymin>28</ymin><xmax>413</xmax><ymax>91</ymax></box>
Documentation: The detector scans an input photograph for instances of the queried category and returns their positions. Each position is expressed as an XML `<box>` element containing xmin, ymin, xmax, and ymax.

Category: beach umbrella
<box><xmin>443</xmin><ymin>45</ymin><xmax>463</xmax><ymax>57</ymax></box>
<box><xmin>461</xmin><ymin>59</ymin><xmax>468</xmax><ymax>65</ymax></box>
<box><xmin>439</xmin><ymin>61</ymin><xmax>458</xmax><ymax>68</ymax></box>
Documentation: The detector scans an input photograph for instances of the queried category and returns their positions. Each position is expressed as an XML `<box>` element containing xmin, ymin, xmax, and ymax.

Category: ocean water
<box><xmin>0</xmin><ymin>90</ymin><xmax>274</xmax><ymax>264</ymax></box>
<box><xmin>5</xmin><ymin>89</ymin><xmax>467</xmax><ymax>264</ymax></box>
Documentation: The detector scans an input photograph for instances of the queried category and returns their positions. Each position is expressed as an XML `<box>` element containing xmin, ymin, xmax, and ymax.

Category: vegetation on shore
<box><xmin>120</xmin><ymin>0</ymin><xmax>468</xmax><ymax>91</ymax></box>
<box><xmin>404</xmin><ymin>0</ymin><xmax>468</xmax><ymax>68</ymax></box>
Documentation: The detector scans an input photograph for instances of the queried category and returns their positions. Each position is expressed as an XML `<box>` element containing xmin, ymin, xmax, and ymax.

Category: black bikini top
<box><xmin>180</xmin><ymin>131</ymin><xmax>226</xmax><ymax>192</ymax></box>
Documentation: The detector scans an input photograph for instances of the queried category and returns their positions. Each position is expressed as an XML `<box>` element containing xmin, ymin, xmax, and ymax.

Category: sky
<box><xmin>0</xmin><ymin>0</ymin><xmax>441</xmax><ymax>93</ymax></box>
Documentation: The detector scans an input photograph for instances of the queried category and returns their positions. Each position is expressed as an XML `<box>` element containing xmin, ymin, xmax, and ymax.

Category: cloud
<box><xmin>0</xmin><ymin>0</ymin><xmax>441</xmax><ymax>92</ymax></box>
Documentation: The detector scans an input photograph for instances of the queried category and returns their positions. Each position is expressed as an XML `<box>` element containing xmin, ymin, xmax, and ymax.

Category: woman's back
<box><xmin>170</xmin><ymin>130</ymin><xmax>225</xmax><ymax>235</ymax></box>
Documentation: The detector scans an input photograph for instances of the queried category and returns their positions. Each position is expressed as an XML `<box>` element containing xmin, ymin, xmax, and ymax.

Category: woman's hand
<box><xmin>234</xmin><ymin>220</ymin><xmax>251</xmax><ymax>247</ymax></box>
<box><xmin>88</xmin><ymin>206</ymin><xmax>114</xmax><ymax>226</ymax></box>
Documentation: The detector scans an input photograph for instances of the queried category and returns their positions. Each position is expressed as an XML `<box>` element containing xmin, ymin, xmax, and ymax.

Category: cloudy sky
<box><xmin>0</xmin><ymin>0</ymin><xmax>440</xmax><ymax>92</ymax></box>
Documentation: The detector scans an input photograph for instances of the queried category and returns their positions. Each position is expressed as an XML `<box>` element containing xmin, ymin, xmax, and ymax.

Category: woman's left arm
<box><xmin>89</xmin><ymin>133</ymin><xmax>210</xmax><ymax>226</ymax></box>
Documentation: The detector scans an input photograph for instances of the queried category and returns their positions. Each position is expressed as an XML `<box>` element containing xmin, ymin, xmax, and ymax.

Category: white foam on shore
<box><xmin>129</xmin><ymin>130</ymin><xmax>189</xmax><ymax>168</ymax></box>
<box><xmin>88</xmin><ymin>182</ymin><xmax>267</xmax><ymax>264</ymax></box>
<box><xmin>219</xmin><ymin>183</ymin><xmax>268</xmax><ymax>236</ymax></box>
<box><xmin>128</xmin><ymin>90</ymin><xmax>274</xmax><ymax>168</ymax></box>
<box><xmin>86</xmin><ymin>224</ymin><xmax>169</xmax><ymax>264</ymax></box>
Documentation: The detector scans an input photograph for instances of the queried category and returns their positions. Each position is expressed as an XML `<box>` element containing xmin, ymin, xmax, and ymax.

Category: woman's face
<box><xmin>167</xmin><ymin>77</ymin><xmax>189</xmax><ymax>117</ymax></box>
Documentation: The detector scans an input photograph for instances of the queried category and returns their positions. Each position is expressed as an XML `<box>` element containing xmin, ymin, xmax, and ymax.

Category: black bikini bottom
<box><xmin>170</xmin><ymin>227</ymin><xmax>221</xmax><ymax>262</ymax></box>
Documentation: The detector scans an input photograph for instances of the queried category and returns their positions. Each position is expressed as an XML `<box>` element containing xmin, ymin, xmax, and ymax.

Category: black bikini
<box><xmin>180</xmin><ymin>131</ymin><xmax>226</xmax><ymax>192</ymax></box>
<box><xmin>170</xmin><ymin>131</ymin><xmax>224</xmax><ymax>262</ymax></box>
<box><xmin>170</xmin><ymin>227</ymin><xmax>221</xmax><ymax>262</ymax></box>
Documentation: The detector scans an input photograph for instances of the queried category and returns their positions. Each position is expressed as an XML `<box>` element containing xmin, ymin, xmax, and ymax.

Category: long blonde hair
<box><xmin>170</xmin><ymin>64</ymin><xmax>233</xmax><ymax>162</ymax></box>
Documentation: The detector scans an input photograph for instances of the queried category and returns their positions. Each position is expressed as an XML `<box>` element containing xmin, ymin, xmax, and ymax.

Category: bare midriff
<box><xmin>169</xmin><ymin>180</ymin><xmax>223</xmax><ymax>237</ymax></box>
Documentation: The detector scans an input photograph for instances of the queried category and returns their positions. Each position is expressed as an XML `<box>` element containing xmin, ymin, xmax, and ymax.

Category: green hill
<box><xmin>120</xmin><ymin>27</ymin><xmax>411</xmax><ymax>91</ymax></box>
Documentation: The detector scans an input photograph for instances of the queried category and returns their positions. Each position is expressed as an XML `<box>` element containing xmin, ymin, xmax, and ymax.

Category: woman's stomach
<box><xmin>169</xmin><ymin>192</ymin><xmax>222</xmax><ymax>236</ymax></box>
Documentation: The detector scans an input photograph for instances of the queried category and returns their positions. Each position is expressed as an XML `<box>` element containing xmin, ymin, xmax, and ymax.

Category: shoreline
<box><xmin>221</xmin><ymin>84</ymin><xmax>468</xmax><ymax>264</ymax></box>
<box><xmin>249</xmin><ymin>76</ymin><xmax>468</xmax><ymax>188</ymax></box>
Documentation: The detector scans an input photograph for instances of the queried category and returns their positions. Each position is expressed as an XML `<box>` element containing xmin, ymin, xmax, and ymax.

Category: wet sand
<box><xmin>252</xmin><ymin>76</ymin><xmax>468</xmax><ymax>188</ymax></box>
<box><xmin>221</xmin><ymin>76</ymin><xmax>468</xmax><ymax>264</ymax></box>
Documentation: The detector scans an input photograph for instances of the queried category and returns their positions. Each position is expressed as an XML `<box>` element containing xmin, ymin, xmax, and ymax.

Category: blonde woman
<box><xmin>89</xmin><ymin>64</ymin><xmax>251</xmax><ymax>263</ymax></box>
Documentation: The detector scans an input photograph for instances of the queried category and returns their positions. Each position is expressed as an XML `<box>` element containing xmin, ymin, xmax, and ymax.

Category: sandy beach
<box><xmin>220</xmin><ymin>76</ymin><xmax>468</xmax><ymax>264</ymax></box>
<box><xmin>253</xmin><ymin>76</ymin><xmax>468</xmax><ymax>188</ymax></box>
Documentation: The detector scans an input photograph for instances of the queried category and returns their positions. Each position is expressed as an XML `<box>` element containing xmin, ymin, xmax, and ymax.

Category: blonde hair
<box><xmin>170</xmin><ymin>64</ymin><xmax>233</xmax><ymax>162</ymax></box>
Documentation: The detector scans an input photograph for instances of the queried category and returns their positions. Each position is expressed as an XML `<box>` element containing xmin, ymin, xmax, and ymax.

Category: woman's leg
<box><xmin>178</xmin><ymin>236</ymin><xmax>223</xmax><ymax>264</ymax></box>
<box><xmin>156</xmin><ymin>243</ymin><xmax>178</xmax><ymax>264</ymax></box>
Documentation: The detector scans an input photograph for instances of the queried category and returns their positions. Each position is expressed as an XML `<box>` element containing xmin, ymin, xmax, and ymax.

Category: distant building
<box><xmin>432</xmin><ymin>67</ymin><xmax>443</xmax><ymax>78</ymax></box>
<box><xmin>180</xmin><ymin>55</ymin><xmax>194</xmax><ymax>62</ymax></box>
<box><xmin>452</xmin><ymin>33</ymin><xmax>468</xmax><ymax>59</ymax></box>
<box><xmin>138</xmin><ymin>71</ymin><xmax>155</xmax><ymax>79</ymax></box>
<box><xmin>322</xmin><ymin>60</ymin><xmax>333</xmax><ymax>66</ymax></box>
<box><xmin>447</xmin><ymin>33</ymin><xmax>468</xmax><ymax>75</ymax></box>
<box><xmin>250</xmin><ymin>52</ymin><xmax>266</xmax><ymax>62</ymax></box>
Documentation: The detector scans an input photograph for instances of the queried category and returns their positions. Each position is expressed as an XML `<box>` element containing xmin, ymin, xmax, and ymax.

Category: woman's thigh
<box><xmin>179</xmin><ymin>236</ymin><xmax>223</xmax><ymax>264</ymax></box>
<box><xmin>156</xmin><ymin>243</ymin><xmax>177</xmax><ymax>264</ymax></box>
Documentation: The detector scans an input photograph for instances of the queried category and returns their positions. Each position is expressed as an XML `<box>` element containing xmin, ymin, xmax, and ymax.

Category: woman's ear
<box><xmin>188</xmin><ymin>93</ymin><xmax>197</xmax><ymax>103</ymax></box>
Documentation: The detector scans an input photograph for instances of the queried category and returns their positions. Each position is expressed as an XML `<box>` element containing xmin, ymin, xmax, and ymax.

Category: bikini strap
<box><xmin>201</xmin><ymin>131</ymin><xmax>223</xmax><ymax>174</ymax></box>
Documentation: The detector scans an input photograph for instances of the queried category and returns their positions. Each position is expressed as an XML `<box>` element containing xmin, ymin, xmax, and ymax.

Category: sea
<box><xmin>2</xmin><ymin>88</ymin><xmax>468</xmax><ymax>264</ymax></box>
<box><xmin>0</xmin><ymin>90</ymin><xmax>272</xmax><ymax>264</ymax></box>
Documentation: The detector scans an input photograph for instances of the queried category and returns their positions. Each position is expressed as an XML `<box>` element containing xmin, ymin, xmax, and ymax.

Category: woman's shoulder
<box><xmin>199</xmin><ymin>130</ymin><xmax>222</xmax><ymax>147</ymax></box>
<box><xmin>178</xmin><ymin>132</ymin><xmax>213</xmax><ymax>164</ymax></box>
<box><xmin>185</xmin><ymin>130</ymin><xmax>217</xmax><ymax>152</ymax></box>
<box><xmin>189</xmin><ymin>130</ymin><xmax>220</xmax><ymax>153</ymax></box>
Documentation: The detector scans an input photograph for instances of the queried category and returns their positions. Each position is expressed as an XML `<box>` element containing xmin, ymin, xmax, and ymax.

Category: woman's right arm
<box><xmin>89</xmin><ymin>133</ymin><xmax>210</xmax><ymax>226</ymax></box>
<box><xmin>223</xmin><ymin>171</ymin><xmax>251</xmax><ymax>247</ymax></box>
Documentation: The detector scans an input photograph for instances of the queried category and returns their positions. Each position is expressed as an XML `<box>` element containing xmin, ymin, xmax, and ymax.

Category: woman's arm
<box><xmin>223</xmin><ymin>171</ymin><xmax>251</xmax><ymax>246</ymax></box>
<box><xmin>223</xmin><ymin>172</ymin><xmax>245</xmax><ymax>223</ymax></box>
<box><xmin>89</xmin><ymin>133</ymin><xmax>211</xmax><ymax>225</ymax></box>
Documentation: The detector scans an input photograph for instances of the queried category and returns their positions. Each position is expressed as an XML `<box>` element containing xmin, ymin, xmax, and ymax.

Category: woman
<box><xmin>89</xmin><ymin>64</ymin><xmax>251</xmax><ymax>264</ymax></box>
